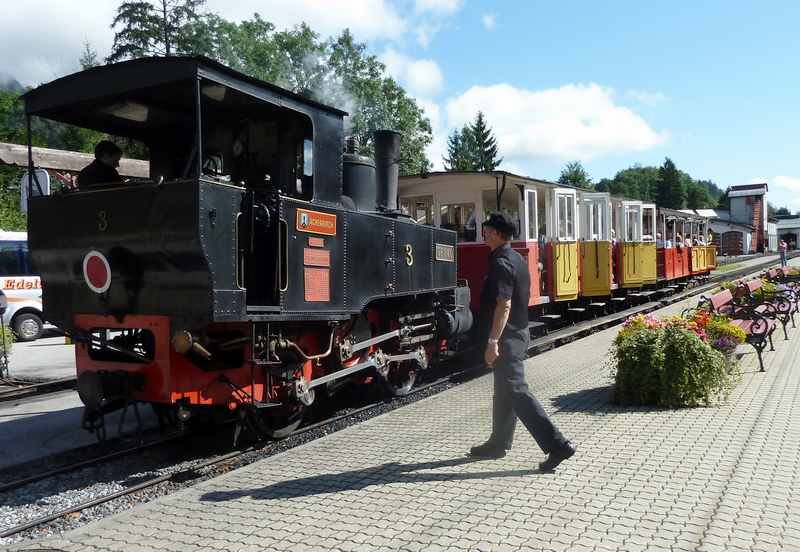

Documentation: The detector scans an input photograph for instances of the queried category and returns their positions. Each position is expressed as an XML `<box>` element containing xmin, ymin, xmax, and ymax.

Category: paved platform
<box><xmin>6</xmin><ymin>257</ymin><xmax>800</xmax><ymax>551</ymax></box>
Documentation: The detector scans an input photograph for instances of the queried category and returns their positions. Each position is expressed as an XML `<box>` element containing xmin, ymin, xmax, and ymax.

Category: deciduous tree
<box><xmin>558</xmin><ymin>161</ymin><xmax>592</xmax><ymax>190</ymax></box>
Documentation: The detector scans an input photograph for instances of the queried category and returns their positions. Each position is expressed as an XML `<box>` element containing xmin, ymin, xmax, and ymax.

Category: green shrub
<box><xmin>611</xmin><ymin>327</ymin><xmax>663</xmax><ymax>406</ymax></box>
<box><xmin>659</xmin><ymin>326</ymin><xmax>734</xmax><ymax>407</ymax></box>
<box><xmin>0</xmin><ymin>325</ymin><xmax>13</xmax><ymax>356</ymax></box>
<box><xmin>610</xmin><ymin>324</ymin><xmax>739</xmax><ymax>407</ymax></box>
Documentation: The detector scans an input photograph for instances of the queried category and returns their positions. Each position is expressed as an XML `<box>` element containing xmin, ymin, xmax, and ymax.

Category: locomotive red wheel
<box><xmin>256</xmin><ymin>403</ymin><xmax>305</xmax><ymax>439</ymax></box>
<box><xmin>381</xmin><ymin>360</ymin><xmax>417</xmax><ymax>397</ymax></box>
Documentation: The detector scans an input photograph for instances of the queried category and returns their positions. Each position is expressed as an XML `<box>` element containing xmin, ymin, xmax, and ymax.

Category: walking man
<box><xmin>470</xmin><ymin>212</ymin><xmax>576</xmax><ymax>471</ymax></box>
<box><xmin>779</xmin><ymin>239</ymin><xmax>788</xmax><ymax>268</ymax></box>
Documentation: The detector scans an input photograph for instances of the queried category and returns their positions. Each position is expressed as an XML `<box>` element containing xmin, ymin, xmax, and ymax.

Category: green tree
<box><xmin>470</xmin><ymin>111</ymin><xmax>502</xmax><ymax>171</ymax></box>
<box><xmin>443</xmin><ymin>125</ymin><xmax>478</xmax><ymax>171</ymax></box>
<box><xmin>107</xmin><ymin>0</ymin><xmax>207</xmax><ymax>62</ymax></box>
<box><xmin>686</xmin><ymin>181</ymin><xmax>713</xmax><ymax>209</ymax></box>
<box><xmin>558</xmin><ymin>161</ymin><xmax>592</xmax><ymax>190</ymax></box>
<box><xmin>774</xmin><ymin>206</ymin><xmax>791</xmax><ymax>216</ymax></box>
<box><xmin>210</xmin><ymin>24</ymin><xmax>433</xmax><ymax>175</ymax></box>
<box><xmin>657</xmin><ymin>158</ymin><xmax>685</xmax><ymax>209</ymax></box>
<box><xmin>613</xmin><ymin>165</ymin><xmax>659</xmax><ymax>200</ymax></box>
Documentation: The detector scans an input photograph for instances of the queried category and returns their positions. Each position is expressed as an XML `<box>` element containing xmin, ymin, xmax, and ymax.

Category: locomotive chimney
<box><xmin>373</xmin><ymin>130</ymin><xmax>401</xmax><ymax>212</ymax></box>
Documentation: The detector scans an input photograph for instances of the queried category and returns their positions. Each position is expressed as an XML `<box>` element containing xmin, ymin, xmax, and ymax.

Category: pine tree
<box><xmin>79</xmin><ymin>42</ymin><xmax>99</xmax><ymax>70</ymax></box>
<box><xmin>470</xmin><ymin>111</ymin><xmax>502</xmax><ymax>171</ymax></box>
<box><xmin>443</xmin><ymin>125</ymin><xmax>478</xmax><ymax>171</ymax></box>
<box><xmin>657</xmin><ymin>158</ymin><xmax>685</xmax><ymax>209</ymax></box>
<box><xmin>107</xmin><ymin>0</ymin><xmax>207</xmax><ymax>62</ymax></box>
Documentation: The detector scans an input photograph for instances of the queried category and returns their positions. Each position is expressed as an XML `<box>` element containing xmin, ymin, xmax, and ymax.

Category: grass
<box><xmin>714</xmin><ymin>262</ymin><xmax>744</xmax><ymax>273</ymax></box>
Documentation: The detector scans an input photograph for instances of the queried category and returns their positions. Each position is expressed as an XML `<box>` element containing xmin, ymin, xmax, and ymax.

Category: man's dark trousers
<box><xmin>488</xmin><ymin>332</ymin><xmax>568</xmax><ymax>453</ymax></box>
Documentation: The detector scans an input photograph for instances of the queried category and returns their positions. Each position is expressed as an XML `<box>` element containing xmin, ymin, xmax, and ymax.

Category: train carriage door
<box><xmin>619</xmin><ymin>201</ymin><xmax>644</xmax><ymax>287</ymax></box>
<box><xmin>549</xmin><ymin>188</ymin><xmax>579</xmax><ymax>300</ymax></box>
<box><xmin>579</xmin><ymin>193</ymin><xmax>612</xmax><ymax>296</ymax></box>
<box><xmin>641</xmin><ymin>204</ymin><xmax>657</xmax><ymax>284</ymax></box>
<box><xmin>520</xmin><ymin>187</ymin><xmax>541</xmax><ymax>305</ymax></box>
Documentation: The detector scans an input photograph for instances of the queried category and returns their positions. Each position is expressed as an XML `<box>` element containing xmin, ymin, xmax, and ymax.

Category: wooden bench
<box><xmin>696</xmin><ymin>289</ymin><xmax>776</xmax><ymax>372</ymax></box>
<box><xmin>764</xmin><ymin>268</ymin><xmax>800</xmax><ymax>309</ymax></box>
<box><xmin>736</xmin><ymin>279</ymin><xmax>796</xmax><ymax>340</ymax></box>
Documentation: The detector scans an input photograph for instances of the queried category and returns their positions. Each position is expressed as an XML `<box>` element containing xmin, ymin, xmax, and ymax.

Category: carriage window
<box><xmin>555</xmin><ymin>193</ymin><xmax>575</xmax><ymax>240</ymax></box>
<box><xmin>642</xmin><ymin>208</ymin><xmax>655</xmax><ymax>241</ymax></box>
<box><xmin>526</xmin><ymin>190</ymin><xmax>537</xmax><ymax>240</ymax></box>
<box><xmin>481</xmin><ymin>189</ymin><xmax>521</xmax><ymax>238</ymax></box>
<box><xmin>590</xmin><ymin>203</ymin><xmax>602</xmax><ymax>240</ymax></box>
<box><xmin>400</xmin><ymin>196</ymin><xmax>433</xmax><ymax>225</ymax></box>
<box><xmin>626</xmin><ymin>208</ymin><xmax>639</xmax><ymax>241</ymax></box>
<box><xmin>440</xmin><ymin>203</ymin><xmax>476</xmax><ymax>241</ymax></box>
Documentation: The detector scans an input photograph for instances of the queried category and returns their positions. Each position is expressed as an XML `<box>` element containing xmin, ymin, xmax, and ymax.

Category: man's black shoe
<box><xmin>469</xmin><ymin>442</ymin><xmax>507</xmax><ymax>459</ymax></box>
<box><xmin>538</xmin><ymin>442</ymin><xmax>576</xmax><ymax>471</ymax></box>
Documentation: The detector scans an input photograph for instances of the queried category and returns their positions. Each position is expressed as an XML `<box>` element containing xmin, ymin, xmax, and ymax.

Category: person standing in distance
<box><xmin>470</xmin><ymin>212</ymin><xmax>576</xmax><ymax>471</ymax></box>
<box><xmin>779</xmin><ymin>239</ymin><xmax>788</xmax><ymax>268</ymax></box>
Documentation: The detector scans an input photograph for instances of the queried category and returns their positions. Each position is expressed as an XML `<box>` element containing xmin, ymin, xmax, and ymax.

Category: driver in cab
<box><xmin>77</xmin><ymin>141</ymin><xmax>123</xmax><ymax>189</ymax></box>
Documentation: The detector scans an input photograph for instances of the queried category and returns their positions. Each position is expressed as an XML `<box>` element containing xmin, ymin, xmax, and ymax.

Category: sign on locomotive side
<box><xmin>296</xmin><ymin>208</ymin><xmax>337</xmax><ymax>236</ymax></box>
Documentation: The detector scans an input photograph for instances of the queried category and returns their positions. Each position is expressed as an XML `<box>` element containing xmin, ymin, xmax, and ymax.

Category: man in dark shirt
<box><xmin>76</xmin><ymin>141</ymin><xmax>123</xmax><ymax>189</ymax></box>
<box><xmin>470</xmin><ymin>212</ymin><xmax>576</xmax><ymax>471</ymax></box>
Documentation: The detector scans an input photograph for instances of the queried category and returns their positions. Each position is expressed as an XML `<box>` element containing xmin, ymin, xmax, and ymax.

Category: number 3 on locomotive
<box><xmin>404</xmin><ymin>244</ymin><xmax>413</xmax><ymax>266</ymax></box>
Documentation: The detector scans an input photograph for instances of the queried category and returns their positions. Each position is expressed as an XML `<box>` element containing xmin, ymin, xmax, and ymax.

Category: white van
<box><xmin>0</xmin><ymin>231</ymin><xmax>44</xmax><ymax>340</ymax></box>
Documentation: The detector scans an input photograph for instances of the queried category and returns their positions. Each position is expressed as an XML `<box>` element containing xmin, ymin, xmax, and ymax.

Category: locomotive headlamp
<box><xmin>177</xmin><ymin>405</ymin><xmax>192</xmax><ymax>422</ymax></box>
<box><xmin>171</xmin><ymin>330</ymin><xmax>194</xmax><ymax>354</ymax></box>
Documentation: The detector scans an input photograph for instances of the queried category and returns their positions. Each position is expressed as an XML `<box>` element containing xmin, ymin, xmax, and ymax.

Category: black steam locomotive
<box><xmin>23</xmin><ymin>56</ymin><xmax>471</xmax><ymax>437</ymax></box>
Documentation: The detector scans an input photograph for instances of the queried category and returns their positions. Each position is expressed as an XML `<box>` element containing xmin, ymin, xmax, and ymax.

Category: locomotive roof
<box><xmin>22</xmin><ymin>56</ymin><xmax>348</xmax><ymax>122</ymax></box>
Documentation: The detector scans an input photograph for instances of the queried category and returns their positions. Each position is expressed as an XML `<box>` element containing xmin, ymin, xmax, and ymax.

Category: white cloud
<box><xmin>0</xmin><ymin>0</ymin><xmax>116</xmax><ymax>85</ymax></box>
<box><xmin>380</xmin><ymin>49</ymin><xmax>444</xmax><ymax>97</ymax></box>
<box><xmin>481</xmin><ymin>14</ymin><xmax>497</xmax><ymax>30</ymax></box>
<box><xmin>1</xmin><ymin>0</ymin><xmax>409</xmax><ymax>85</ymax></box>
<box><xmin>206</xmin><ymin>0</ymin><xmax>406</xmax><ymax>41</ymax></box>
<box><xmin>626</xmin><ymin>90</ymin><xmax>670</xmax><ymax>106</ymax></box>
<box><xmin>774</xmin><ymin>175</ymin><xmax>800</xmax><ymax>191</ymax></box>
<box><xmin>444</xmin><ymin>83</ymin><xmax>667</xmax><ymax>163</ymax></box>
<box><xmin>415</xmin><ymin>0</ymin><xmax>463</xmax><ymax>14</ymax></box>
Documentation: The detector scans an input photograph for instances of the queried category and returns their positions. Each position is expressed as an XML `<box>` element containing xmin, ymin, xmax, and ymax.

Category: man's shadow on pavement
<box><xmin>201</xmin><ymin>457</ymin><xmax>538</xmax><ymax>502</ymax></box>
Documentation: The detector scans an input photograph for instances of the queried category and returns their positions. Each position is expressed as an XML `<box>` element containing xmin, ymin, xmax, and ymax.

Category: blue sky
<box><xmin>2</xmin><ymin>0</ymin><xmax>798</xmax><ymax>211</ymax></box>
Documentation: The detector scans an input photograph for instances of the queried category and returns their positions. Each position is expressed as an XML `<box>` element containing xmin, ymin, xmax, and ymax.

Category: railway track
<box><xmin>0</xmin><ymin>377</ymin><xmax>76</xmax><ymax>403</ymax></box>
<box><xmin>0</xmin><ymin>372</ymin><xmax>465</xmax><ymax>540</ymax></box>
<box><xmin>1</xmin><ymin>256</ymin><xmax>786</xmax><ymax>542</ymax></box>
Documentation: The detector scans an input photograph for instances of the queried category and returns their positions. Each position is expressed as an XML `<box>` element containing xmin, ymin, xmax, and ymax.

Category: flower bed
<box><xmin>610</xmin><ymin>311</ymin><xmax>744</xmax><ymax>407</ymax></box>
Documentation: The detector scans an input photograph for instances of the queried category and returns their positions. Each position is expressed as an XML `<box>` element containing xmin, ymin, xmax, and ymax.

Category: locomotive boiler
<box><xmin>22</xmin><ymin>57</ymin><xmax>472</xmax><ymax>438</ymax></box>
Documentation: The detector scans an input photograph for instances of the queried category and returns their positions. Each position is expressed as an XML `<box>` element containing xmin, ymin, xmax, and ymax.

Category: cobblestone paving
<box><xmin>10</xmin><ymin>260</ymin><xmax>800</xmax><ymax>552</ymax></box>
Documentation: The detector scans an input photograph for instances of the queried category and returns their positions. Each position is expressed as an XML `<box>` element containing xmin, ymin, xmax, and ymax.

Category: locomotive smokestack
<box><xmin>373</xmin><ymin>130</ymin><xmax>401</xmax><ymax>212</ymax></box>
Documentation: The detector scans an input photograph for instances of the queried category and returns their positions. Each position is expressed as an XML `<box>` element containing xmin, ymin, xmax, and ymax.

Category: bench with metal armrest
<box><xmin>735</xmin><ymin>279</ymin><xmax>796</xmax><ymax>341</ymax></box>
<box><xmin>695</xmin><ymin>289</ymin><xmax>776</xmax><ymax>372</ymax></box>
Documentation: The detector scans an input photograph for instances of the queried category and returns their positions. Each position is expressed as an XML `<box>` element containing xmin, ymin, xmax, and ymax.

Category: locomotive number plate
<box><xmin>296</xmin><ymin>209</ymin><xmax>337</xmax><ymax>236</ymax></box>
<box><xmin>435</xmin><ymin>243</ymin><xmax>455</xmax><ymax>262</ymax></box>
